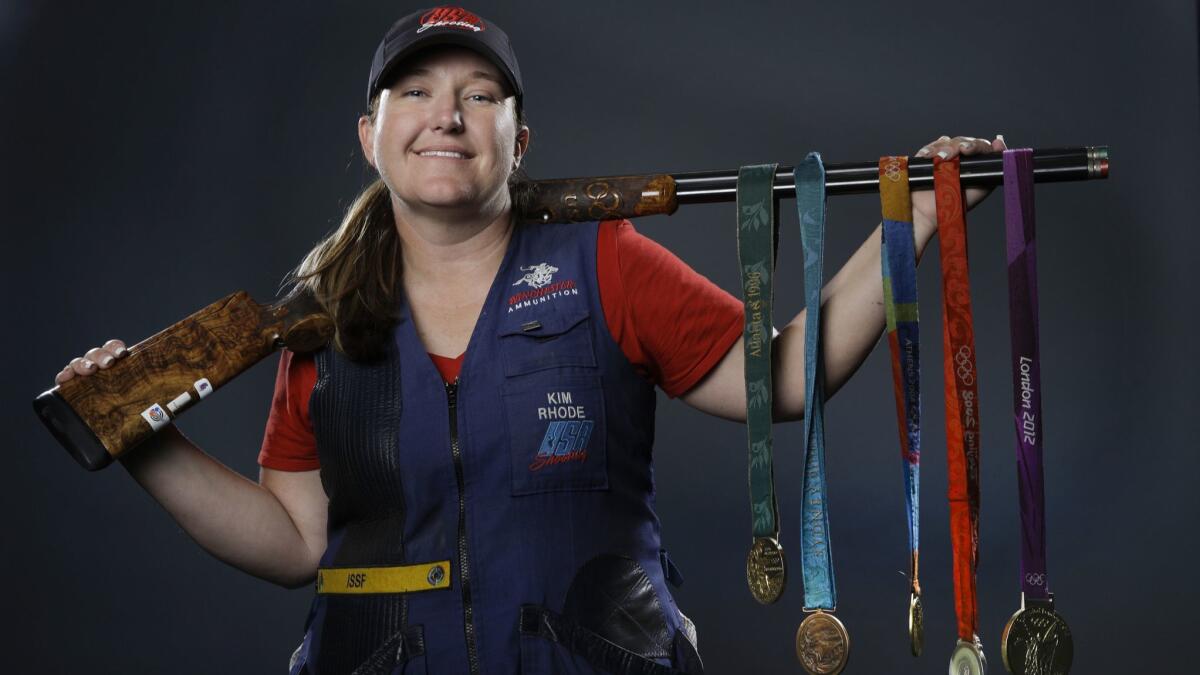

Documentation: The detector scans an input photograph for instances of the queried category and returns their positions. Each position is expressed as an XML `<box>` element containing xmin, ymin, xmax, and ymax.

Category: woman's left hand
<box><xmin>910</xmin><ymin>134</ymin><xmax>1007</xmax><ymax>231</ymax></box>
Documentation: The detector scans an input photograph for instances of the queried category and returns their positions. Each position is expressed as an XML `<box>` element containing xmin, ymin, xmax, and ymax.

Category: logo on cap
<box><xmin>418</xmin><ymin>7</ymin><xmax>485</xmax><ymax>34</ymax></box>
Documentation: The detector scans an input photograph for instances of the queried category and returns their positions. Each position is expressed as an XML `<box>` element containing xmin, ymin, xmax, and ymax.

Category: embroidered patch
<box><xmin>531</xmin><ymin>420</ymin><xmax>595</xmax><ymax>472</ymax></box>
<box><xmin>506</xmin><ymin>376</ymin><xmax>608</xmax><ymax>495</ymax></box>
<box><xmin>418</xmin><ymin>7</ymin><xmax>485</xmax><ymax>34</ymax></box>
<box><xmin>513</xmin><ymin>263</ymin><xmax>559</xmax><ymax>289</ymax></box>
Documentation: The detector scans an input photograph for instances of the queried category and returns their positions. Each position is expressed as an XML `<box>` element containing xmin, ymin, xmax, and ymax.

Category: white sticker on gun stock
<box><xmin>194</xmin><ymin>378</ymin><xmax>212</xmax><ymax>399</ymax></box>
<box><xmin>167</xmin><ymin>392</ymin><xmax>192</xmax><ymax>414</ymax></box>
<box><xmin>140</xmin><ymin>403</ymin><xmax>170</xmax><ymax>431</ymax></box>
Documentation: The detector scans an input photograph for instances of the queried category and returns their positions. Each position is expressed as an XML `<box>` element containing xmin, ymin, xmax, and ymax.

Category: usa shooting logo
<box><xmin>529</xmin><ymin>390</ymin><xmax>593</xmax><ymax>472</ymax></box>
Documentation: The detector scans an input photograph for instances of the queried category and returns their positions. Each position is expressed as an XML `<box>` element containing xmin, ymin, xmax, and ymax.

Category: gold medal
<box><xmin>1001</xmin><ymin>599</ymin><xmax>1073</xmax><ymax>675</ymax></box>
<box><xmin>795</xmin><ymin>610</ymin><xmax>850</xmax><ymax>675</ymax></box>
<box><xmin>908</xmin><ymin>591</ymin><xmax>924</xmax><ymax>657</ymax></box>
<box><xmin>745</xmin><ymin>537</ymin><xmax>786</xmax><ymax>604</ymax></box>
<box><xmin>949</xmin><ymin>638</ymin><xmax>987</xmax><ymax>675</ymax></box>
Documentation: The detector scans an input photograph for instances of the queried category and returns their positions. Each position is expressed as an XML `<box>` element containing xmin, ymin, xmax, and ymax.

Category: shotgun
<box><xmin>33</xmin><ymin>146</ymin><xmax>1109</xmax><ymax>470</ymax></box>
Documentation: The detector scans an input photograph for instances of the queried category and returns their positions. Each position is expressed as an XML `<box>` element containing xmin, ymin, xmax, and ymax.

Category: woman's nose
<box><xmin>430</xmin><ymin>97</ymin><xmax>464</xmax><ymax>133</ymax></box>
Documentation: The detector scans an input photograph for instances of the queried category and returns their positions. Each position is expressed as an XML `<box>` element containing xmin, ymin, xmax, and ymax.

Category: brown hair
<box><xmin>284</xmin><ymin>97</ymin><xmax>530</xmax><ymax>362</ymax></box>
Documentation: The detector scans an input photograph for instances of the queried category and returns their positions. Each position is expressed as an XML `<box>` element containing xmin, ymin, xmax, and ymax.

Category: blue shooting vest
<box><xmin>292</xmin><ymin>221</ymin><xmax>703</xmax><ymax>675</ymax></box>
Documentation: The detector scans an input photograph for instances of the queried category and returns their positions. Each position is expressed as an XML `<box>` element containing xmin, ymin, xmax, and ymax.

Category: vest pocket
<box><xmin>518</xmin><ymin>605</ymin><xmax>687</xmax><ymax>675</ymax></box>
<box><xmin>498</xmin><ymin>308</ymin><xmax>597</xmax><ymax>376</ymax></box>
<box><xmin>502</xmin><ymin>374</ymin><xmax>608</xmax><ymax>495</ymax></box>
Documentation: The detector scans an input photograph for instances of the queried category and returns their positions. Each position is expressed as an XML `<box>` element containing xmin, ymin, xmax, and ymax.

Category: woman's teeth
<box><xmin>419</xmin><ymin>150</ymin><xmax>467</xmax><ymax>158</ymax></box>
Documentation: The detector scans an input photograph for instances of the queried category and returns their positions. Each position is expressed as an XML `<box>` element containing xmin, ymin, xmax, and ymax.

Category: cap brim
<box><xmin>373</xmin><ymin>32</ymin><xmax>522</xmax><ymax>104</ymax></box>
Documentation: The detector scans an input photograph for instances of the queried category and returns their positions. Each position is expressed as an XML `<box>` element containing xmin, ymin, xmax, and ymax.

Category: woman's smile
<box><xmin>414</xmin><ymin>146</ymin><xmax>475</xmax><ymax>160</ymax></box>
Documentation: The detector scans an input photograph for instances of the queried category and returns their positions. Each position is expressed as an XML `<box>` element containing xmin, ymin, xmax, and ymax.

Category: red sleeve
<box><xmin>258</xmin><ymin>349</ymin><xmax>321</xmax><ymax>471</ymax></box>
<box><xmin>597</xmin><ymin>219</ymin><xmax>744</xmax><ymax>398</ymax></box>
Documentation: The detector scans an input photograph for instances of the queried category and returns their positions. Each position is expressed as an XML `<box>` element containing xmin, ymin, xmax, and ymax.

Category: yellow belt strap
<box><xmin>317</xmin><ymin>561</ymin><xmax>452</xmax><ymax>595</ymax></box>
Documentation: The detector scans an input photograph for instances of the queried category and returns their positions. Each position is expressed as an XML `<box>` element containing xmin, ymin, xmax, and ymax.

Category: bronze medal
<box><xmin>949</xmin><ymin>638</ymin><xmax>987</xmax><ymax>675</ymax></box>
<box><xmin>1001</xmin><ymin>605</ymin><xmax>1073</xmax><ymax>675</ymax></box>
<box><xmin>745</xmin><ymin>537</ymin><xmax>786</xmax><ymax>604</ymax></box>
<box><xmin>795</xmin><ymin>610</ymin><xmax>850</xmax><ymax>675</ymax></box>
<box><xmin>908</xmin><ymin>591</ymin><xmax>924</xmax><ymax>657</ymax></box>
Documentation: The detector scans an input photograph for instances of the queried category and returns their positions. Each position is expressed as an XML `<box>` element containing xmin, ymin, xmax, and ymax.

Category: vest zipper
<box><xmin>446</xmin><ymin>379</ymin><xmax>481</xmax><ymax>674</ymax></box>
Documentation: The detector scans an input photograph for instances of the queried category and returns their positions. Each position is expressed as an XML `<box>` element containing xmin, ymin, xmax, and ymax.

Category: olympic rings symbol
<box><xmin>955</xmin><ymin>345</ymin><xmax>975</xmax><ymax>385</ymax></box>
<box><xmin>882</xmin><ymin>157</ymin><xmax>903</xmax><ymax>183</ymax></box>
<box><xmin>1025</xmin><ymin>573</ymin><xmax>1045</xmax><ymax>587</ymax></box>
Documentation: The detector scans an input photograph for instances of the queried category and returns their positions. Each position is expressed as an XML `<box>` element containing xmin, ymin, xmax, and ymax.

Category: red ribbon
<box><xmin>935</xmin><ymin>157</ymin><xmax>982</xmax><ymax>642</ymax></box>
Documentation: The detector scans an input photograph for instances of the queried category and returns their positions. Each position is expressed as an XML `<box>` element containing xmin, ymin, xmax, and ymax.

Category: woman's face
<box><xmin>358</xmin><ymin>46</ymin><xmax>528</xmax><ymax>219</ymax></box>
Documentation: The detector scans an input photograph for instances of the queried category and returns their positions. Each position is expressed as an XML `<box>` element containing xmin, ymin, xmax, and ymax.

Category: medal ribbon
<box><xmin>878</xmin><ymin>157</ymin><xmax>922</xmax><ymax>596</ymax></box>
<box><xmin>796</xmin><ymin>153</ymin><xmax>836</xmax><ymax>610</ymax></box>
<box><xmin>934</xmin><ymin>157</ymin><xmax>982</xmax><ymax>642</ymax></box>
<box><xmin>737</xmin><ymin>164</ymin><xmax>782</xmax><ymax>542</ymax></box>
<box><xmin>1003</xmin><ymin>148</ymin><xmax>1050</xmax><ymax>600</ymax></box>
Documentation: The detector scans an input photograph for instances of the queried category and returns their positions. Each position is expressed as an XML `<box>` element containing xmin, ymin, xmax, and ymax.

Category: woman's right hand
<box><xmin>54</xmin><ymin>339</ymin><xmax>128</xmax><ymax>384</ymax></box>
<box><xmin>52</xmin><ymin>335</ymin><xmax>327</xmax><ymax>587</ymax></box>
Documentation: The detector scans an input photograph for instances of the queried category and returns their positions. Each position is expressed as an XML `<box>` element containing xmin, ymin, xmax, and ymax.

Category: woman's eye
<box><xmin>402</xmin><ymin>89</ymin><xmax>426</xmax><ymax>97</ymax></box>
<box><xmin>468</xmin><ymin>94</ymin><xmax>497</xmax><ymax>103</ymax></box>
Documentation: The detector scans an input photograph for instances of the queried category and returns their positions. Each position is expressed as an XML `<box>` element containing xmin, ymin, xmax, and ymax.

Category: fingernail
<box><xmin>82</xmin><ymin>359</ymin><xmax>94</xmax><ymax>368</ymax></box>
<box><xmin>916</xmin><ymin>148</ymin><xmax>930</xmax><ymax>157</ymax></box>
<box><xmin>937</xmin><ymin>150</ymin><xmax>949</xmax><ymax>159</ymax></box>
<box><xmin>959</xmin><ymin>142</ymin><xmax>970</xmax><ymax>150</ymax></box>
<box><xmin>938</xmin><ymin>135</ymin><xmax>950</xmax><ymax>141</ymax></box>
<box><xmin>115</xmin><ymin>346</ymin><xmax>127</xmax><ymax>357</ymax></box>
<box><xmin>997</xmin><ymin>134</ymin><xmax>1006</xmax><ymax>143</ymax></box>
<box><xmin>101</xmin><ymin>355</ymin><xmax>114</xmax><ymax>367</ymax></box>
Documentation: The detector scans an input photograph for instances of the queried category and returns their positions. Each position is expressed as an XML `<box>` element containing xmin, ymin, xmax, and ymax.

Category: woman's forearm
<box><xmin>119</xmin><ymin>425</ymin><xmax>323</xmax><ymax>588</ymax></box>
<box><xmin>772</xmin><ymin>217</ymin><xmax>938</xmax><ymax>417</ymax></box>
<box><xmin>687</xmin><ymin>139</ymin><xmax>998</xmax><ymax>423</ymax></box>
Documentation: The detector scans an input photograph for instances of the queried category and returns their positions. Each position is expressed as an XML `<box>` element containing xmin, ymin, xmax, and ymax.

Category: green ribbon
<box><xmin>737</xmin><ymin>164</ymin><xmax>780</xmax><ymax>539</ymax></box>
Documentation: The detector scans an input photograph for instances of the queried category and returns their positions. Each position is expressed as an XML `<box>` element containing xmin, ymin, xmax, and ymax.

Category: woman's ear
<box><xmin>358</xmin><ymin>115</ymin><xmax>377</xmax><ymax>168</ymax></box>
<box><xmin>513</xmin><ymin>126</ymin><xmax>530</xmax><ymax>170</ymax></box>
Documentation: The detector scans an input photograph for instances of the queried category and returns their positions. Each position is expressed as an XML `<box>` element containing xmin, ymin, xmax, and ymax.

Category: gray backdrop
<box><xmin>4</xmin><ymin>1</ymin><xmax>1197</xmax><ymax>672</ymax></box>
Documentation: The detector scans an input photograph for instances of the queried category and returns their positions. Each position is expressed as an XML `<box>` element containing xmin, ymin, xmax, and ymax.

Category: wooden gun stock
<box><xmin>33</xmin><ymin>291</ymin><xmax>333</xmax><ymax>471</ymax></box>
<box><xmin>516</xmin><ymin>174</ymin><xmax>678</xmax><ymax>225</ymax></box>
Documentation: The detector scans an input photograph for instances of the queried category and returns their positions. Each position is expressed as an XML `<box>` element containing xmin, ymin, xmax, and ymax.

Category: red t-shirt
<box><xmin>258</xmin><ymin>219</ymin><xmax>744</xmax><ymax>471</ymax></box>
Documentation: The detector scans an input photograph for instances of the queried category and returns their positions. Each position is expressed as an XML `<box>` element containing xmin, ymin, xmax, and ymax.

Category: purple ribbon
<box><xmin>1003</xmin><ymin>149</ymin><xmax>1049</xmax><ymax>599</ymax></box>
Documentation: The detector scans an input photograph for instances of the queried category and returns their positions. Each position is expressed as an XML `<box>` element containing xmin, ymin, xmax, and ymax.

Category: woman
<box><xmin>55</xmin><ymin>6</ymin><xmax>1005</xmax><ymax>674</ymax></box>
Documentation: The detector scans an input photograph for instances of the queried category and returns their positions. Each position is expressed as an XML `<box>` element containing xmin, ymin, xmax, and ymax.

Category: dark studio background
<box><xmin>3</xmin><ymin>1</ymin><xmax>1197</xmax><ymax>672</ymax></box>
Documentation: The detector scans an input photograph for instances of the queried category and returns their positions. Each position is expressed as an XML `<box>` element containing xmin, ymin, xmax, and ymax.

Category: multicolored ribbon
<box><xmin>878</xmin><ymin>157</ymin><xmax>922</xmax><ymax>616</ymax></box>
<box><xmin>1003</xmin><ymin>148</ymin><xmax>1049</xmax><ymax>600</ymax></box>
<box><xmin>796</xmin><ymin>153</ymin><xmax>837</xmax><ymax>611</ymax></box>
<box><xmin>934</xmin><ymin>156</ymin><xmax>983</xmax><ymax>645</ymax></box>
<box><xmin>737</xmin><ymin>164</ymin><xmax>783</xmax><ymax>549</ymax></box>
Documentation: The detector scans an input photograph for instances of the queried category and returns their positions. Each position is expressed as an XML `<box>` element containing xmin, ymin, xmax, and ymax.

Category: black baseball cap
<box><xmin>367</xmin><ymin>6</ymin><xmax>523</xmax><ymax>107</ymax></box>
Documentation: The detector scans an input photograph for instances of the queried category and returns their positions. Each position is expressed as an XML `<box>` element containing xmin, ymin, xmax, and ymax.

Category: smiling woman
<box><xmin>52</xmin><ymin>5</ymin><xmax>1007</xmax><ymax>674</ymax></box>
<box><xmin>363</xmin><ymin>49</ymin><xmax>528</xmax><ymax>219</ymax></box>
<box><xmin>286</xmin><ymin>43</ymin><xmax>533</xmax><ymax>364</ymax></box>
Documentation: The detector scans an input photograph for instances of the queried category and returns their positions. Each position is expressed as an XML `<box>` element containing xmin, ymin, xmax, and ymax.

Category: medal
<box><xmin>795</xmin><ymin>610</ymin><xmax>850</xmax><ymax>675</ymax></box>
<box><xmin>736</xmin><ymin>163</ymin><xmax>787</xmax><ymax>603</ymax></box>
<box><xmin>1001</xmin><ymin>596</ymin><xmax>1073</xmax><ymax>675</ymax></box>
<box><xmin>745</xmin><ymin>536</ymin><xmax>786</xmax><ymax>604</ymax></box>
<box><xmin>909</xmin><ymin>590</ymin><xmax>924</xmax><ymax>657</ymax></box>
<box><xmin>950</xmin><ymin>638</ymin><xmax>987</xmax><ymax>675</ymax></box>
<box><xmin>934</xmin><ymin>156</ymin><xmax>986</xmax><ymax>670</ymax></box>
<box><xmin>791</xmin><ymin>154</ymin><xmax>851</xmax><ymax>673</ymax></box>
<box><xmin>999</xmin><ymin>149</ymin><xmax>1073</xmax><ymax>674</ymax></box>
<box><xmin>878</xmin><ymin>156</ymin><xmax>925</xmax><ymax>657</ymax></box>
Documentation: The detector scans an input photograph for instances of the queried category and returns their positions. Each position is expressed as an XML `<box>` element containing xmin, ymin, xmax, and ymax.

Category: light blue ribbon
<box><xmin>796</xmin><ymin>153</ymin><xmax>836</xmax><ymax>610</ymax></box>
